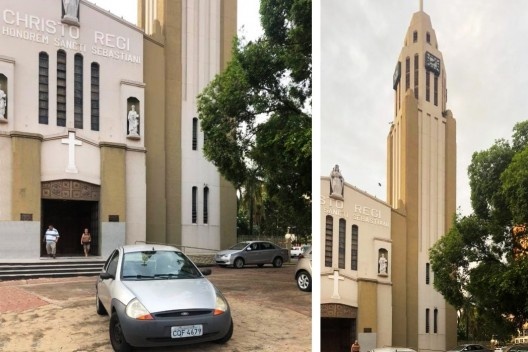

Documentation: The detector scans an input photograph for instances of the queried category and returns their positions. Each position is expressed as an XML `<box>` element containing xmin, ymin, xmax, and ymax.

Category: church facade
<box><xmin>321</xmin><ymin>6</ymin><xmax>457</xmax><ymax>352</ymax></box>
<box><xmin>0</xmin><ymin>0</ymin><xmax>237</xmax><ymax>259</ymax></box>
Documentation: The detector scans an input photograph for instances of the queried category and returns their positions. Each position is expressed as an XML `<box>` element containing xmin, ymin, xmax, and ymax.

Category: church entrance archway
<box><xmin>321</xmin><ymin>304</ymin><xmax>357</xmax><ymax>352</ymax></box>
<box><xmin>41</xmin><ymin>180</ymin><xmax>100</xmax><ymax>257</ymax></box>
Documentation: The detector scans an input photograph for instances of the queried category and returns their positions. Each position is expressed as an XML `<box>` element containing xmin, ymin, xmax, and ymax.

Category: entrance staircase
<box><xmin>0</xmin><ymin>258</ymin><xmax>106</xmax><ymax>281</ymax></box>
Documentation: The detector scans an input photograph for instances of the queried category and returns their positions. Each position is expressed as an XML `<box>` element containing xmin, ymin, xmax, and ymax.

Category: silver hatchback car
<box><xmin>214</xmin><ymin>240</ymin><xmax>289</xmax><ymax>268</ymax></box>
<box><xmin>96</xmin><ymin>244</ymin><xmax>233</xmax><ymax>351</ymax></box>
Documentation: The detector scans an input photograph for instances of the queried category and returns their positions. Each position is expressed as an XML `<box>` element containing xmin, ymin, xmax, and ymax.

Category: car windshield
<box><xmin>121</xmin><ymin>250</ymin><xmax>202</xmax><ymax>280</ymax></box>
<box><xmin>229</xmin><ymin>242</ymin><xmax>249</xmax><ymax>250</ymax></box>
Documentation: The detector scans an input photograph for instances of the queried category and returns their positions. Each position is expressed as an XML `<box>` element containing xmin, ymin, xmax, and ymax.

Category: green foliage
<box><xmin>431</xmin><ymin>120</ymin><xmax>528</xmax><ymax>337</ymax></box>
<box><xmin>197</xmin><ymin>0</ymin><xmax>312</xmax><ymax>237</ymax></box>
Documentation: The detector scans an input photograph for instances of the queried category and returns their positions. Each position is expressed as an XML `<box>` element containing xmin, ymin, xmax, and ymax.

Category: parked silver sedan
<box><xmin>214</xmin><ymin>240</ymin><xmax>289</xmax><ymax>268</ymax></box>
<box><xmin>96</xmin><ymin>244</ymin><xmax>233</xmax><ymax>351</ymax></box>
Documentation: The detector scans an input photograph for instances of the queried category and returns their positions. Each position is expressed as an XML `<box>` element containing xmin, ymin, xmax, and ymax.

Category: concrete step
<box><xmin>0</xmin><ymin>259</ymin><xmax>106</xmax><ymax>281</ymax></box>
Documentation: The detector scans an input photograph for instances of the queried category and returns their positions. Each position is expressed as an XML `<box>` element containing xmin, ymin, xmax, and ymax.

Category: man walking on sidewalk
<box><xmin>44</xmin><ymin>225</ymin><xmax>60</xmax><ymax>259</ymax></box>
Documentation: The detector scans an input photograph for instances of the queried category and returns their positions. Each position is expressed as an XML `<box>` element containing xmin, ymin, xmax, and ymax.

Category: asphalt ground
<box><xmin>0</xmin><ymin>261</ymin><xmax>312</xmax><ymax>351</ymax></box>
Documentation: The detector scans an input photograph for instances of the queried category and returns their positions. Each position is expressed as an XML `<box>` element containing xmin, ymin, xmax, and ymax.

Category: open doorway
<box><xmin>41</xmin><ymin>199</ymin><xmax>99</xmax><ymax>257</ymax></box>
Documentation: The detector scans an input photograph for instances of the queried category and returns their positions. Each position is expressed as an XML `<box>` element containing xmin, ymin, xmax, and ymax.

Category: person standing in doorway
<box><xmin>44</xmin><ymin>225</ymin><xmax>60</xmax><ymax>258</ymax></box>
<box><xmin>80</xmin><ymin>228</ymin><xmax>91</xmax><ymax>257</ymax></box>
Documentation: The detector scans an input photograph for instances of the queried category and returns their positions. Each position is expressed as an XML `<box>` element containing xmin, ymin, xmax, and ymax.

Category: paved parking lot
<box><xmin>0</xmin><ymin>262</ymin><xmax>311</xmax><ymax>351</ymax></box>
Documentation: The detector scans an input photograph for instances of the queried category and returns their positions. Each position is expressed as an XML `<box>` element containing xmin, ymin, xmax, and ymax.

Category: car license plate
<box><xmin>171</xmin><ymin>325</ymin><xmax>203</xmax><ymax>338</ymax></box>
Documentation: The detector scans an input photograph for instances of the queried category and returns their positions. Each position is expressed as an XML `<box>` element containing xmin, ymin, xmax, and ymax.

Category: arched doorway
<box><xmin>41</xmin><ymin>180</ymin><xmax>100</xmax><ymax>257</ymax></box>
<box><xmin>321</xmin><ymin>303</ymin><xmax>357</xmax><ymax>352</ymax></box>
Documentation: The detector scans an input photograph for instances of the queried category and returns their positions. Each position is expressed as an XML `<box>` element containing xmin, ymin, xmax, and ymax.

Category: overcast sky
<box><xmin>87</xmin><ymin>0</ymin><xmax>261</xmax><ymax>40</ymax></box>
<box><xmin>320</xmin><ymin>0</ymin><xmax>528</xmax><ymax>216</ymax></box>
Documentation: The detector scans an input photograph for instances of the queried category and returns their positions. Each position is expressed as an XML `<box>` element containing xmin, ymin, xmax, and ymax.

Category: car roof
<box><xmin>121</xmin><ymin>244</ymin><xmax>181</xmax><ymax>253</ymax></box>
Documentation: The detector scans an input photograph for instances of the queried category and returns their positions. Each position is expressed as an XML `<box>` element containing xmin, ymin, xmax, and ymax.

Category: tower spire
<box><xmin>420</xmin><ymin>0</ymin><xmax>423</xmax><ymax>12</ymax></box>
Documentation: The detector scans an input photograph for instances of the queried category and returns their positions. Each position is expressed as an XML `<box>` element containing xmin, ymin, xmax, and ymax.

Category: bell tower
<box><xmin>388</xmin><ymin>4</ymin><xmax>457</xmax><ymax>351</ymax></box>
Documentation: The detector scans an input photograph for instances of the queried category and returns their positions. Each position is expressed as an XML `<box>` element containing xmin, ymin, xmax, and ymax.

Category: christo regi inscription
<box><xmin>321</xmin><ymin>195</ymin><xmax>389</xmax><ymax>227</ymax></box>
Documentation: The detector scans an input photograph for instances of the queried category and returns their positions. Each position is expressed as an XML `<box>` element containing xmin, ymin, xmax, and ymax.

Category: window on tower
<box><xmin>426</xmin><ymin>72</ymin><xmax>430</xmax><ymax>102</ymax></box>
<box><xmin>414</xmin><ymin>54</ymin><xmax>419</xmax><ymax>99</ymax></box>
<box><xmin>405</xmin><ymin>57</ymin><xmax>410</xmax><ymax>92</ymax></box>
<box><xmin>426</xmin><ymin>32</ymin><xmax>431</xmax><ymax>44</ymax></box>
<box><xmin>434</xmin><ymin>75</ymin><xmax>439</xmax><ymax>106</ymax></box>
<box><xmin>413</xmin><ymin>30</ymin><xmax>418</xmax><ymax>43</ymax></box>
<box><xmin>434</xmin><ymin>308</ymin><xmax>438</xmax><ymax>333</ymax></box>
<box><xmin>192</xmin><ymin>117</ymin><xmax>198</xmax><ymax>150</ymax></box>
<box><xmin>192</xmin><ymin>186</ymin><xmax>197</xmax><ymax>224</ymax></box>
<box><xmin>426</xmin><ymin>308</ymin><xmax>430</xmax><ymax>333</ymax></box>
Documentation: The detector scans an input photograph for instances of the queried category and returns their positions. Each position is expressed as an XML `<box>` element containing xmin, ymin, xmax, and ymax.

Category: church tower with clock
<box><xmin>387</xmin><ymin>3</ymin><xmax>457</xmax><ymax>351</ymax></box>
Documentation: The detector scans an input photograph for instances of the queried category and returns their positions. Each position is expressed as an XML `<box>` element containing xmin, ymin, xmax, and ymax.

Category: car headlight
<box><xmin>126</xmin><ymin>298</ymin><xmax>154</xmax><ymax>320</ymax></box>
<box><xmin>213</xmin><ymin>292</ymin><xmax>229</xmax><ymax>316</ymax></box>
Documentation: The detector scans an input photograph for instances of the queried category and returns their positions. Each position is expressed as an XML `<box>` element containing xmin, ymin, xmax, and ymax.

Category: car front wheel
<box><xmin>272</xmin><ymin>256</ymin><xmax>283</xmax><ymax>268</ymax></box>
<box><xmin>110</xmin><ymin>312</ymin><xmax>132</xmax><ymax>352</ymax></box>
<box><xmin>296</xmin><ymin>270</ymin><xmax>312</xmax><ymax>292</ymax></box>
<box><xmin>234</xmin><ymin>257</ymin><xmax>244</xmax><ymax>269</ymax></box>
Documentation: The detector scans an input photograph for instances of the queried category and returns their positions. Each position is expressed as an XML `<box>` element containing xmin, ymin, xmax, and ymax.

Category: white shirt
<box><xmin>45</xmin><ymin>228</ymin><xmax>59</xmax><ymax>241</ymax></box>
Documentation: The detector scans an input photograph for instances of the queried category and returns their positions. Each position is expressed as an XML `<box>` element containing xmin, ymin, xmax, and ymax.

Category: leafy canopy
<box><xmin>430</xmin><ymin>120</ymin><xmax>528</xmax><ymax>340</ymax></box>
<box><xmin>197</xmin><ymin>0</ymin><xmax>312</xmax><ymax>236</ymax></box>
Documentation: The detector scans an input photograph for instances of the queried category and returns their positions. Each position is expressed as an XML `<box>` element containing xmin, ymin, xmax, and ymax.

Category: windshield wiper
<box><xmin>122</xmin><ymin>274</ymin><xmax>155</xmax><ymax>279</ymax></box>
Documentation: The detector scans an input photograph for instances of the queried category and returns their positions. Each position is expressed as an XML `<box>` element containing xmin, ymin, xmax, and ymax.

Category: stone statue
<box><xmin>378</xmin><ymin>253</ymin><xmax>388</xmax><ymax>275</ymax></box>
<box><xmin>128</xmin><ymin>105</ymin><xmax>140</xmax><ymax>136</ymax></box>
<box><xmin>62</xmin><ymin>0</ymin><xmax>80</xmax><ymax>23</ymax></box>
<box><xmin>0</xmin><ymin>83</ymin><xmax>6</xmax><ymax>119</ymax></box>
<box><xmin>330</xmin><ymin>164</ymin><xmax>344</xmax><ymax>197</ymax></box>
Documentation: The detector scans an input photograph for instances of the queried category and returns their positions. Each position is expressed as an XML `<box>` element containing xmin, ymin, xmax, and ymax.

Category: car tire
<box><xmin>96</xmin><ymin>292</ymin><xmax>107</xmax><ymax>316</ymax></box>
<box><xmin>272</xmin><ymin>256</ymin><xmax>283</xmax><ymax>268</ymax></box>
<box><xmin>215</xmin><ymin>318</ymin><xmax>234</xmax><ymax>344</ymax></box>
<box><xmin>296</xmin><ymin>270</ymin><xmax>312</xmax><ymax>292</ymax></box>
<box><xmin>234</xmin><ymin>257</ymin><xmax>244</xmax><ymax>269</ymax></box>
<box><xmin>110</xmin><ymin>312</ymin><xmax>132</xmax><ymax>352</ymax></box>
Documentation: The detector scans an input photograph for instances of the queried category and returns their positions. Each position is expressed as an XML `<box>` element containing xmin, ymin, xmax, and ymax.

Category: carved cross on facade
<box><xmin>328</xmin><ymin>270</ymin><xmax>345</xmax><ymax>299</ymax></box>
<box><xmin>61</xmin><ymin>131</ymin><xmax>82</xmax><ymax>173</ymax></box>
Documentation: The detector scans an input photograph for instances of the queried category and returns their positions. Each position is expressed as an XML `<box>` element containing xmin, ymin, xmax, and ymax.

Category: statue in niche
<box><xmin>378</xmin><ymin>252</ymin><xmax>388</xmax><ymax>275</ymax></box>
<box><xmin>0</xmin><ymin>83</ymin><xmax>6</xmax><ymax>119</ymax></box>
<box><xmin>62</xmin><ymin>0</ymin><xmax>80</xmax><ymax>23</ymax></box>
<box><xmin>128</xmin><ymin>105</ymin><xmax>140</xmax><ymax>136</ymax></box>
<box><xmin>330</xmin><ymin>164</ymin><xmax>344</xmax><ymax>198</ymax></box>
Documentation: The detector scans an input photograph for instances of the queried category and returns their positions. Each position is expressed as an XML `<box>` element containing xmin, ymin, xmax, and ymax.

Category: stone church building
<box><xmin>0</xmin><ymin>0</ymin><xmax>237</xmax><ymax>259</ymax></box>
<box><xmin>321</xmin><ymin>5</ymin><xmax>457</xmax><ymax>352</ymax></box>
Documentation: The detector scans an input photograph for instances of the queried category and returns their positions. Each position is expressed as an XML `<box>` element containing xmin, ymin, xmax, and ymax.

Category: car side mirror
<box><xmin>99</xmin><ymin>272</ymin><xmax>114</xmax><ymax>280</ymax></box>
<box><xmin>200</xmin><ymin>268</ymin><xmax>212</xmax><ymax>276</ymax></box>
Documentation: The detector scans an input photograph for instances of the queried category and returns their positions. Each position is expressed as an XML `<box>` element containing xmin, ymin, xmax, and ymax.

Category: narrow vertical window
<box><xmin>338</xmin><ymin>219</ymin><xmax>346</xmax><ymax>269</ymax></box>
<box><xmin>74</xmin><ymin>54</ymin><xmax>83</xmax><ymax>129</ymax></box>
<box><xmin>434</xmin><ymin>308</ymin><xmax>438</xmax><ymax>333</ymax></box>
<box><xmin>413</xmin><ymin>30</ymin><xmax>418</xmax><ymax>43</ymax></box>
<box><xmin>414</xmin><ymin>54</ymin><xmax>419</xmax><ymax>99</ymax></box>
<box><xmin>426</xmin><ymin>263</ymin><xmax>430</xmax><ymax>284</ymax></box>
<box><xmin>91</xmin><ymin>62</ymin><xmax>99</xmax><ymax>131</ymax></box>
<box><xmin>426</xmin><ymin>72</ymin><xmax>430</xmax><ymax>102</ymax></box>
<box><xmin>434</xmin><ymin>75</ymin><xmax>439</xmax><ymax>106</ymax></box>
<box><xmin>192</xmin><ymin>117</ymin><xmax>198</xmax><ymax>150</ymax></box>
<box><xmin>325</xmin><ymin>216</ymin><xmax>333</xmax><ymax>267</ymax></box>
<box><xmin>203</xmin><ymin>186</ymin><xmax>209</xmax><ymax>224</ymax></box>
<box><xmin>426</xmin><ymin>308</ymin><xmax>430</xmax><ymax>333</ymax></box>
<box><xmin>405</xmin><ymin>57</ymin><xmax>410</xmax><ymax>92</ymax></box>
<box><xmin>192</xmin><ymin>186</ymin><xmax>197</xmax><ymax>224</ymax></box>
<box><xmin>39</xmin><ymin>52</ymin><xmax>49</xmax><ymax>124</ymax></box>
<box><xmin>57</xmin><ymin>50</ymin><xmax>67</xmax><ymax>127</ymax></box>
<box><xmin>426</xmin><ymin>32</ymin><xmax>431</xmax><ymax>44</ymax></box>
<box><xmin>351</xmin><ymin>225</ymin><xmax>358</xmax><ymax>270</ymax></box>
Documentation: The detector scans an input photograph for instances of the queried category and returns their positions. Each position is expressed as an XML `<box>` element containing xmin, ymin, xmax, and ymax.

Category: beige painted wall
<box><xmin>100</xmin><ymin>143</ymin><xmax>126</xmax><ymax>223</ymax></box>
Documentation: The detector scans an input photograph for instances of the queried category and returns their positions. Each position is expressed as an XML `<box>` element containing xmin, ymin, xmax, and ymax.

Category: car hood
<box><xmin>215</xmin><ymin>249</ymin><xmax>241</xmax><ymax>256</ymax></box>
<box><xmin>123</xmin><ymin>278</ymin><xmax>218</xmax><ymax>313</ymax></box>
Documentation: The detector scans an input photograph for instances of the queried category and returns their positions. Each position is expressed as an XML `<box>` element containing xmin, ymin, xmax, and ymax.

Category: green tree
<box><xmin>430</xmin><ymin>121</ymin><xmax>528</xmax><ymax>340</ymax></box>
<box><xmin>197</xmin><ymin>0</ymin><xmax>312</xmax><ymax>237</ymax></box>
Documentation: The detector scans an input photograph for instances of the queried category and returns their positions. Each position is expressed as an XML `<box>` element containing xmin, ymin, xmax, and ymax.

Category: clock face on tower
<box><xmin>425</xmin><ymin>51</ymin><xmax>441</xmax><ymax>76</ymax></box>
